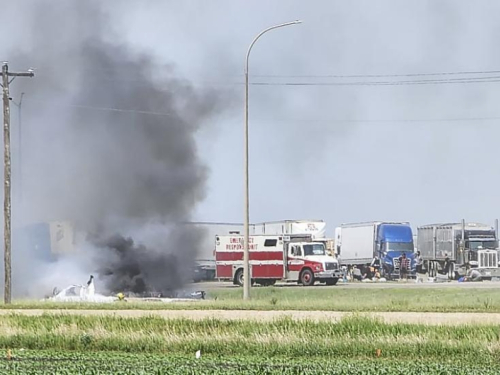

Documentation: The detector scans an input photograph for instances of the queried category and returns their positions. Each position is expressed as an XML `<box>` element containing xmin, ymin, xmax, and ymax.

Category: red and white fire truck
<box><xmin>215</xmin><ymin>234</ymin><xmax>342</xmax><ymax>286</ymax></box>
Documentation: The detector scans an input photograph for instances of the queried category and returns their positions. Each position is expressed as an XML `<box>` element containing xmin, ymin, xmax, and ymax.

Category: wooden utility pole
<box><xmin>0</xmin><ymin>62</ymin><xmax>34</xmax><ymax>304</ymax></box>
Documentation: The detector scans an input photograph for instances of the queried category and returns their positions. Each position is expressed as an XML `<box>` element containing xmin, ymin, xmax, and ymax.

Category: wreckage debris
<box><xmin>46</xmin><ymin>275</ymin><xmax>206</xmax><ymax>303</ymax></box>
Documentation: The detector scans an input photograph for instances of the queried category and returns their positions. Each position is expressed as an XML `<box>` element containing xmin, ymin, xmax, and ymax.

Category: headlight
<box><xmin>314</xmin><ymin>265</ymin><xmax>322</xmax><ymax>271</ymax></box>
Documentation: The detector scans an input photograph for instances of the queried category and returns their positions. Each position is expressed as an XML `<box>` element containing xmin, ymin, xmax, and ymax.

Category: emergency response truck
<box><xmin>215</xmin><ymin>234</ymin><xmax>342</xmax><ymax>286</ymax></box>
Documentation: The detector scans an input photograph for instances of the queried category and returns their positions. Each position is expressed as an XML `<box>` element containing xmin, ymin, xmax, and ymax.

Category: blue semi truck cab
<box><xmin>376</xmin><ymin>223</ymin><xmax>416</xmax><ymax>278</ymax></box>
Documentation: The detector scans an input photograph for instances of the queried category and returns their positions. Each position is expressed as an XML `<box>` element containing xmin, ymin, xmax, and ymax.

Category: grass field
<box><xmin>3</xmin><ymin>285</ymin><xmax>500</xmax><ymax>372</ymax></box>
<box><xmin>2</xmin><ymin>351</ymin><xmax>500</xmax><ymax>374</ymax></box>
<box><xmin>0</xmin><ymin>314</ymin><xmax>499</xmax><ymax>374</ymax></box>
<box><xmin>5</xmin><ymin>286</ymin><xmax>500</xmax><ymax>312</ymax></box>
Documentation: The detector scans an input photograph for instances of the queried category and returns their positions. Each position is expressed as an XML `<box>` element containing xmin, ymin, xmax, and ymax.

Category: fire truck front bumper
<box><xmin>314</xmin><ymin>270</ymin><xmax>342</xmax><ymax>279</ymax></box>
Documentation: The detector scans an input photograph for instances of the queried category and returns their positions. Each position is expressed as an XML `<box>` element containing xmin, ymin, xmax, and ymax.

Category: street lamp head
<box><xmin>293</xmin><ymin>20</ymin><xmax>303</xmax><ymax>24</ymax></box>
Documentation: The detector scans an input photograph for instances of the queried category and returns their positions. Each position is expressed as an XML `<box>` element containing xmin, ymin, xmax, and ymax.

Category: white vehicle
<box><xmin>252</xmin><ymin>220</ymin><xmax>326</xmax><ymax>239</ymax></box>
<box><xmin>47</xmin><ymin>276</ymin><xmax>115</xmax><ymax>303</ymax></box>
<box><xmin>253</xmin><ymin>220</ymin><xmax>337</xmax><ymax>256</ymax></box>
<box><xmin>215</xmin><ymin>234</ymin><xmax>342</xmax><ymax>286</ymax></box>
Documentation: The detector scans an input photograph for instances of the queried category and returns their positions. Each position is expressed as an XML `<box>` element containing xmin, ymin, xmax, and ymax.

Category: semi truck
<box><xmin>335</xmin><ymin>221</ymin><xmax>416</xmax><ymax>279</ymax></box>
<box><xmin>417</xmin><ymin>220</ymin><xmax>500</xmax><ymax>280</ymax></box>
<box><xmin>215</xmin><ymin>234</ymin><xmax>342</xmax><ymax>286</ymax></box>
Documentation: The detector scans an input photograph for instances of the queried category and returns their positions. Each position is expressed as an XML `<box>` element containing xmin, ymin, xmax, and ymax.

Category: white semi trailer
<box><xmin>252</xmin><ymin>220</ymin><xmax>326</xmax><ymax>239</ymax></box>
<box><xmin>252</xmin><ymin>220</ymin><xmax>337</xmax><ymax>255</ymax></box>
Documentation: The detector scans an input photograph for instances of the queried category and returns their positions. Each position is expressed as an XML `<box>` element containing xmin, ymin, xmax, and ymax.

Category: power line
<box><xmin>23</xmin><ymin>98</ymin><xmax>175</xmax><ymax>118</ymax></box>
<box><xmin>248</xmin><ymin>76</ymin><xmax>500</xmax><ymax>87</ymax></box>
<box><xmin>254</xmin><ymin>116</ymin><xmax>500</xmax><ymax>124</ymax></box>
<box><xmin>252</xmin><ymin>69</ymin><xmax>500</xmax><ymax>79</ymax></box>
<box><xmin>19</xmin><ymin>98</ymin><xmax>500</xmax><ymax>124</ymax></box>
<box><xmin>78</xmin><ymin>66</ymin><xmax>500</xmax><ymax>79</ymax></box>
<box><xmin>38</xmin><ymin>67</ymin><xmax>500</xmax><ymax>88</ymax></box>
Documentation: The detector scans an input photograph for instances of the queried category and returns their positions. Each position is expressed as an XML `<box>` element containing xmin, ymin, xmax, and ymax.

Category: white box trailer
<box><xmin>336</xmin><ymin>223</ymin><xmax>376</xmax><ymax>265</ymax></box>
<box><xmin>253</xmin><ymin>220</ymin><xmax>338</xmax><ymax>256</ymax></box>
<box><xmin>252</xmin><ymin>220</ymin><xmax>326</xmax><ymax>239</ymax></box>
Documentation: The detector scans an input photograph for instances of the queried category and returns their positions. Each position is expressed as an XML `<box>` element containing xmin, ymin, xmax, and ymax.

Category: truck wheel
<box><xmin>234</xmin><ymin>269</ymin><xmax>244</xmax><ymax>287</ymax></box>
<box><xmin>326</xmin><ymin>278</ymin><xmax>338</xmax><ymax>286</ymax></box>
<box><xmin>429</xmin><ymin>262</ymin><xmax>435</xmax><ymax>278</ymax></box>
<box><xmin>448</xmin><ymin>262</ymin><xmax>455</xmax><ymax>280</ymax></box>
<box><xmin>300</xmin><ymin>269</ymin><xmax>315</xmax><ymax>286</ymax></box>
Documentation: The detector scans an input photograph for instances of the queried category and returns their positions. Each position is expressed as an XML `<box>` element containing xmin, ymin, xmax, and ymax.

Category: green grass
<box><xmin>0</xmin><ymin>314</ymin><xmax>498</xmax><ymax>360</ymax></box>
<box><xmin>0</xmin><ymin>315</ymin><xmax>499</xmax><ymax>373</ymax></box>
<box><xmin>5</xmin><ymin>286</ymin><xmax>500</xmax><ymax>312</ymax></box>
<box><xmin>1</xmin><ymin>350</ymin><xmax>499</xmax><ymax>374</ymax></box>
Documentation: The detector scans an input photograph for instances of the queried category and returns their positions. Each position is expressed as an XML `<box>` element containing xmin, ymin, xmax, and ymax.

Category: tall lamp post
<box><xmin>243</xmin><ymin>20</ymin><xmax>302</xmax><ymax>300</ymax></box>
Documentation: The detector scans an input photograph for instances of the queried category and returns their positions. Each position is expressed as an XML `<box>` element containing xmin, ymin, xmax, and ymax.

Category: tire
<box><xmin>234</xmin><ymin>269</ymin><xmax>244</xmax><ymax>287</ymax></box>
<box><xmin>429</xmin><ymin>261</ymin><xmax>435</xmax><ymax>278</ymax></box>
<box><xmin>448</xmin><ymin>262</ymin><xmax>455</xmax><ymax>280</ymax></box>
<box><xmin>326</xmin><ymin>278</ymin><xmax>338</xmax><ymax>286</ymax></box>
<box><xmin>300</xmin><ymin>269</ymin><xmax>315</xmax><ymax>287</ymax></box>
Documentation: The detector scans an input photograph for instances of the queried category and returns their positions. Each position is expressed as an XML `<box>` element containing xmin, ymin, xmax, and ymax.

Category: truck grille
<box><xmin>478</xmin><ymin>251</ymin><xmax>498</xmax><ymax>269</ymax></box>
<box><xmin>325</xmin><ymin>262</ymin><xmax>338</xmax><ymax>270</ymax></box>
<box><xmin>393</xmin><ymin>258</ymin><xmax>410</xmax><ymax>271</ymax></box>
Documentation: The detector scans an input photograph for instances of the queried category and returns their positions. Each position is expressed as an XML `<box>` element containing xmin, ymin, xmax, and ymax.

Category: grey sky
<box><xmin>3</xmin><ymin>0</ymin><xmax>500</xmax><ymax>236</ymax></box>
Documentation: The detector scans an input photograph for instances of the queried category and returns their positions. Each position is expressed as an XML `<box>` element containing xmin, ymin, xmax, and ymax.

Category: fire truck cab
<box><xmin>215</xmin><ymin>234</ymin><xmax>342</xmax><ymax>286</ymax></box>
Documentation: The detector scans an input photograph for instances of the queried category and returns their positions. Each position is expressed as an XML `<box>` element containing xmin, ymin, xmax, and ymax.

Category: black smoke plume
<box><xmin>92</xmin><ymin>234</ymin><xmax>181</xmax><ymax>295</ymax></box>
<box><xmin>1</xmin><ymin>1</ymin><xmax>223</xmax><ymax>296</ymax></box>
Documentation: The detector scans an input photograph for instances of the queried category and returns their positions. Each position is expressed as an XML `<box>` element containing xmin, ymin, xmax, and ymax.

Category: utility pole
<box><xmin>1</xmin><ymin>62</ymin><xmax>34</xmax><ymax>304</ymax></box>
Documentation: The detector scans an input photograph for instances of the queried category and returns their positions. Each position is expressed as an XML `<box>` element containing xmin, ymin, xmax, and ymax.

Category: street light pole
<box><xmin>243</xmin><ymin>20</ymin><xmax>302</xmax><ymax>300</ymax></box>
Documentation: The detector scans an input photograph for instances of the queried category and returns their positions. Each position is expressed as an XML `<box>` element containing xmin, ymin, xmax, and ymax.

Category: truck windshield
<box><xmin>385</xmin><ymin>242</ymin><xmax>414</xmax><ymax>252</ymax></box>
<box><xmin>303</xmin><ymin>244</ymin><xmax>326</xmax><ymax>256</ymax></box>
<box><xmin>469</xmin><ymin>241</ymin><xmax>497</xmax><ymax>250</ymax></box>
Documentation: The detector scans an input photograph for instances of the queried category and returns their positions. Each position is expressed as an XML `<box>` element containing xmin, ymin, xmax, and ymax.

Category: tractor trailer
<box><xmin>335</xmin><ymin>221</ymin><xmax>416</xmax><ymax>279</ymax></box>
<box><xmin>417</xmin><ymin>220</ymin><xmax>500</xmax><ymax>279</ymax></box>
